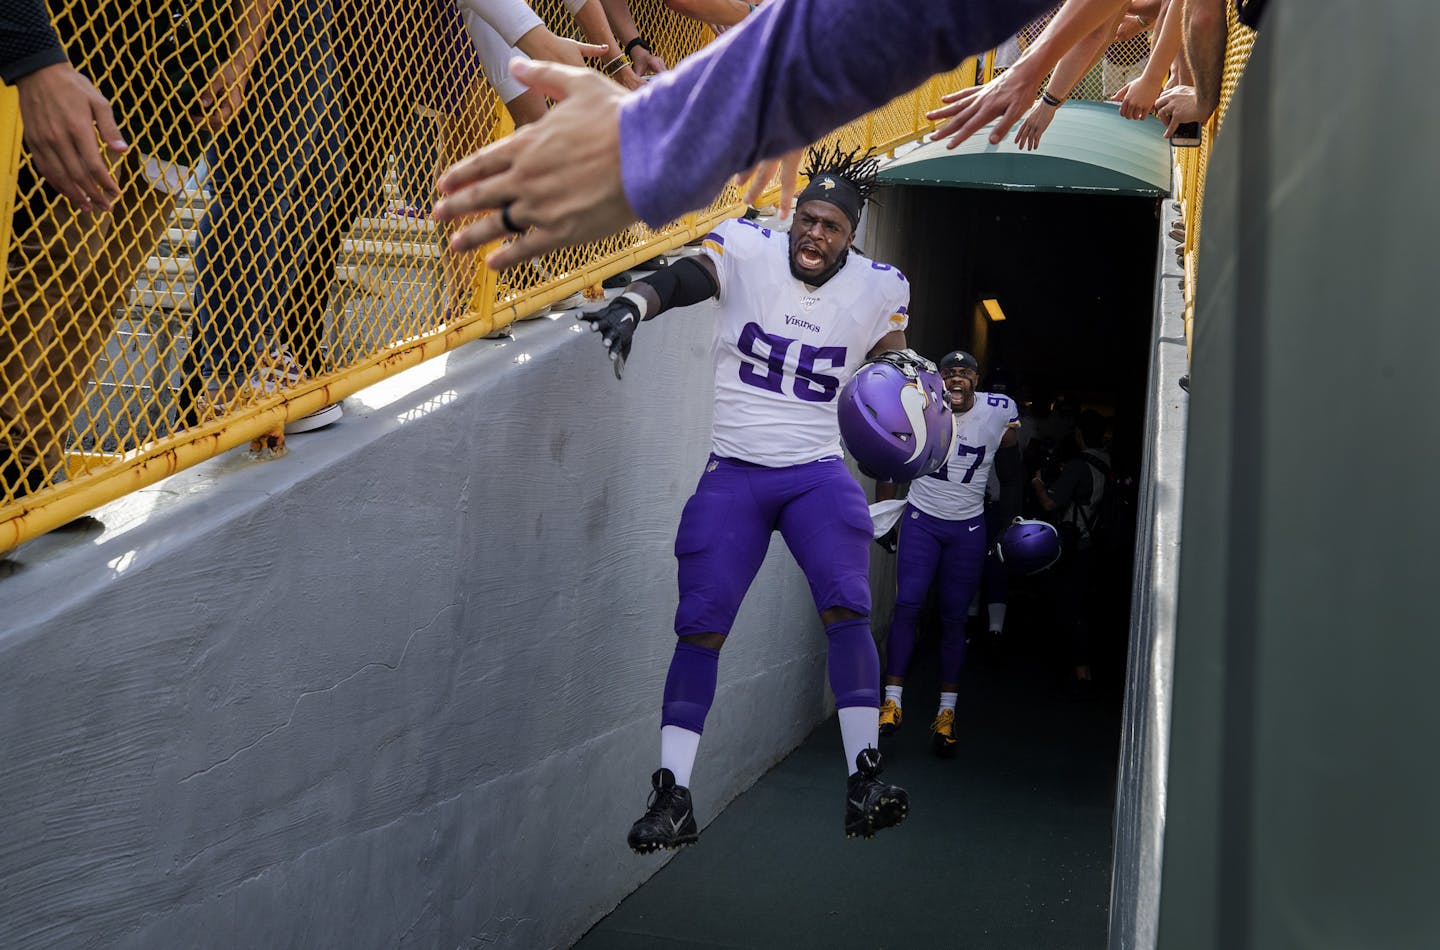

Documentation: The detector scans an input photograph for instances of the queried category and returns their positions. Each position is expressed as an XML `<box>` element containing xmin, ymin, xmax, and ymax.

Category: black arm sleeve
<box><xmin>993</xmin><ymin>442</ymin><xmax>1022</xmax><ymax>488</ymax></box>
<box><xmin>633</xmin><ymin>257</ymin><xmax>719</xmax><ymax>317</ymax></box>
<box><xmin>1</xmin><ymin>0</ymin><xmax>67</xmax><ymax>84</ymax></box>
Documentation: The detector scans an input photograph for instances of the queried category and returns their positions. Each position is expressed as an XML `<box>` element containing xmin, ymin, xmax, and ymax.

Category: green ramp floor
<box><xmin>575</xmin><ymin>619</ymin><xmax>1123</xmax><ymax>950</ymax></box>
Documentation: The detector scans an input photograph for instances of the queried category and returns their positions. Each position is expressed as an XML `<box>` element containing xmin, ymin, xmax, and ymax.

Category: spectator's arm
<box><xmin>666</xmin><ymin>0</ymin><xmax>751</xmax><ymax>29</ymax></box>
<box><xmin>876</xmin><ymin>481</ymin><xmax>899</xmax><ymax>502</ymax></box>
<box><xmin>929</xmin><ymin>0</ymin><xmax>1131</xmax><ymax>148</ymax></box>
<box><xmin>1046</xmin><ymin>5</ymin><xmax>1128</xmax><ymax>101</ymax></box>
<box><xmin>1112</xmin><ymin>0</ymin><xmax>1183</xmax><ymax>119</ymax></box>
<box><xmin>513</xmin><ymin>25</ymin><xmax>608</xmax><ymax>68</ymax></box>
<box><xmin>1013</xmin><ymin>4</ymin><xmax>1128</xmax><ymax>150</ymax></box>
<box><xmin>0</xmin><ymin>0</ymin><xmax>67</xmax><ymax>83</ymax></box>
<box><xmin>5</xmin><ymin>0</ymin><xmax>126</xmax><ymax>210</ymax></box>
<box><xmin>456</xmin><ymin>0</ymin><xmax>545</xmax><ymax>47</ymax></box>
<box><xmin>597</xmin><ymin>0</ymin><xmax>666</xmax><ymax>76</ymax></box>
<box><xmin>198</xmin><ymin>0</ymin><xmax>278</xmax><ymax>129</ymax></box>
<box><xmin>1183</xmin><ymin>0</ymin><xmax>1226</xmax><ymax>120</ymax></box>
<box><xmin>566</xmin><ymin>0</ymin><xmax>644</xmax><ymax>90</ymax></box>
<box><xmin>434</xmin><ymin>0</ymin><xmax>1056</xmax><ymax>266</ymax></box>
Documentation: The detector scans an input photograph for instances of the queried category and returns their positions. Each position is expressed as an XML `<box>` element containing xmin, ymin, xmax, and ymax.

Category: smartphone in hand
<box><xmin>1170</xmin><ymin>121</ymin><xmax>1202</xmax><ymax>147</ymax></box>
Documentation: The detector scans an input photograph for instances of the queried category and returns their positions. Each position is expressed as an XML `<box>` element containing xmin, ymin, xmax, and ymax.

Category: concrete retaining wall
<box><xmin>0</xmin><ymin>303</ymin><xmax>835</xmax><ymax>949</ymax></box>
<box><xmin>1107</xmin><ymin>204</ymin><xmax>1189</xmax><ymax>949</ymax></box>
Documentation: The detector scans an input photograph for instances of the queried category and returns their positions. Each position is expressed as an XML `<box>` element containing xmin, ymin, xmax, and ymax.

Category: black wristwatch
<box><xmin>624</xmin><ymin>36</ymin><xmax>652</xmax><ymax>57</ymax></box>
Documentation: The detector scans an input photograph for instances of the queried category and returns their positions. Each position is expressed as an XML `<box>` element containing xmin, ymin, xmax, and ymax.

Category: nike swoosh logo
<box><xmin>668</xmin><ymin>810</ymin><xmax>690</xmax><ymax>835</ymax></box>
<box><xmin>849</xmin><ymin>798</ymin><xmax>866</xmax><ymax>811</ymax></box>
<box><xmin>620</xmin><ymin>313</ymin><xmax>635</xmax><ymax>325</ymax></box>
<box><xmin>968</xmin><ymin>524</ymin><xmax>981</xmax><ymax>532</ymax></box>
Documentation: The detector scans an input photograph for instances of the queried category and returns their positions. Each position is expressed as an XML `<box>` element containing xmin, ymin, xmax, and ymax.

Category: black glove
<box><xmin>876</xmin><ymin>526</ymin><xmax>899</xmax><ymax>555</ymax></box>
<box><xmin>577</xmin><ymin>297</ymin><xmax>643</xmax><ymax>379</ymax></box>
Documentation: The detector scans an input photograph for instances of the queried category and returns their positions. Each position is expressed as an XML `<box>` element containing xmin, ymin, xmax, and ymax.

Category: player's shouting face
<box><xmin>788</xmin><ymin>199</ymin><xmax>855</xmax><ymax>282</ymax></box>
<box><xmin>942</xmin><ymin>365</ymin><xmax>979</xmax><ymax>413</ymax></box>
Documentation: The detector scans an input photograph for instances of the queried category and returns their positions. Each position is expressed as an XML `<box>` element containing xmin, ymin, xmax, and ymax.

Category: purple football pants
<box><xmin>674</xmin><ymin>455</ymin><xmax>873</xmax><ymax>633</ymax></box>
<box><xmin>885</xmin><ymin>505</ymin><xmax>987</xmax><ymax>684</ymax></box>
<box><xmin>661</xmin><ymin>455</ymin><xmax>878</xmax><ymax>734</ymax></box>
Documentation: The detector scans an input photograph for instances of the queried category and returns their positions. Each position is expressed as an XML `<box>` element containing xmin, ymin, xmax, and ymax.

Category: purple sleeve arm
<box><xmin>617</xmin><ymin>0</ymin><xmax>1054</xmax><ymax>227</ymax></box>
<box><xmin>1</xmin><ymin>0</ymin><xmax>68</xmax><ymax>84</ymax></box>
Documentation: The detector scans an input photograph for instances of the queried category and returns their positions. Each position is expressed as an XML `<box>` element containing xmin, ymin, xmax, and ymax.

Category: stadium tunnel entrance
<box><xmin>861</xmin><ymin>180</ymin><xmax>1162</xmax><ymax>811</ymax></box>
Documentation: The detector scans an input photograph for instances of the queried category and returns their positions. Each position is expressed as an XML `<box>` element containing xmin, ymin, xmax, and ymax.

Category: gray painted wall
<box><xmin>0</xmin><ymin>303</ymin><xmax>837</xmax><ymax>949</ymax></box>
<box><xmin>1161</xmin><ymin>5</ymin><xmax>1440</xmax><ymax>946</ymax></box>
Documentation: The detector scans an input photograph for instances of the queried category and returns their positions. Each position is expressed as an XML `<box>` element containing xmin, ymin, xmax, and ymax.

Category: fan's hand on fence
<box><xmin>630</xmin><ymin>46</ymin><xmax>666</xmax><ymax>78</ymax></box>
<box><xmin>516</xmin><ymin>29</ymin><xmax>608</xmax><ymax>69</ymax></box>
<box><xmin>434</xmin><ymin>60</ymin><xmax>635</xmax><ymax>271</ymax></box>
<box><xmin>197</xmin><ymin>56</ymin><xmax>253</xmax><ymax>130</ymax></box>
<box><xmin>1111</xmin><ymin>74</ymin><xmax>1165</xmax><ymax>120</ymax></box>
<box><xmin>1155</xmin><ymin>84</ymin><xmax>1205</xmax><ymax>136</ymax></box>
<box><xmin>15</xmin><ymin>63</ymin><xmax>125</xmax><ymax>211</ymax></box>
<box><xmin>577</xmin><ymin>297</ymin><xmax>643</xmax><ymax>379</ymax></box>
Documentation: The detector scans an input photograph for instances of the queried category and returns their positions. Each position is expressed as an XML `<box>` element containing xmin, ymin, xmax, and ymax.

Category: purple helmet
<box><xmin>995</xmin><ymin>518</ymin><xmax>1062</xmax><ymax>575</ymax></box>
<box><xmin>837</xmin><ymin>350</ymin><xmax>954</xmax><ymax>481</ymax></box>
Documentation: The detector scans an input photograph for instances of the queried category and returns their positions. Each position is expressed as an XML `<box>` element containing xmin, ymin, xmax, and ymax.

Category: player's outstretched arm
<box><xmin>577</xmin><ymin>256</ymin><xmax>719</xmax><ymax>379</ymax></box>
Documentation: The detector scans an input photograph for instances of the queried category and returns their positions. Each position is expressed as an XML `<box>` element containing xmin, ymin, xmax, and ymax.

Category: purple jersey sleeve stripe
<box><xmin>704</xmin><ymin>231</ymin><xmax>725</xmax><ymax>246</ymax></box>
<box><xmin>617</xmin><ymin>0</ymin><xmax>1055</xmax><ymax>226</ymax></box>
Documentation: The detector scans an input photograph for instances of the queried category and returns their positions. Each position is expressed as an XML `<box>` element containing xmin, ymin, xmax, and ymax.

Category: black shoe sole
<box><xmin>845</xmin><ymin>793</ymin><xmax>909</xmax><ymax>839</ymax></box>
<box><xmin>628</xmin><ymin>832</ymin><xmax>698</xmax><ymax>855</ymax></box>
<box><xmin>878</xmin><ymin>723</ymin><xmax>899</xmax><ymax>737</ymax></box>
<box><xmin>931</xmin><ymin>735</ymin><xmax>957</xmax><ymax>758</ymax></box>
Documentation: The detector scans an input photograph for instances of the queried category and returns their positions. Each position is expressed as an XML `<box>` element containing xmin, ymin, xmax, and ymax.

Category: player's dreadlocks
<box><xmin>793</xmin><ymin>145</ymin><xmax>881</xmax><ymax>233</ymax></box>
<box><xmin>800</xmin><ymin>143</ymin><xmax>882</xmax><ymax>209</ymax></box>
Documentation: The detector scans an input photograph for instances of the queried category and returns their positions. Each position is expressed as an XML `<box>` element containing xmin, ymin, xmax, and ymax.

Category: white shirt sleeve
<box><xmin>455</xmin><ymin>0</ymin><xmax>543</xmax><ymax>47</ymax></box>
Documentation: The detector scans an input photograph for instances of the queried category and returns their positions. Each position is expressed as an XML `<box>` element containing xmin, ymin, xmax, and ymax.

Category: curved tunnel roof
<box><xmin>878</xmin><ymin>100</ymin><xmax>1173</xmax><ymax>197</ymax></box>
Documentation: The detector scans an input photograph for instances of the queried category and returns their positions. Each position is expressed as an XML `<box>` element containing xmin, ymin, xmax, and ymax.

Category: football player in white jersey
<box><xmin>876</xmin><ymin>350</ymin><xmax>1020</xmax><ymax>756</ymax></box>
<box><xmin>578</xmin><ymin>147</ymin><xmax>912</xmax><ymax>851</ymax></box>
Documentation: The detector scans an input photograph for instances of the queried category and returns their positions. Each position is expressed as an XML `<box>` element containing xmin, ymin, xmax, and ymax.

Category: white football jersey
<box><xmin>905</xmin><ymin>392</ymin><xmax>1019</xmax><ymax>520</ymax></box>
<box><xmin>699</xmin><ymin>217</ymin><xmax>910</xmax><ymax>466</ymax></box>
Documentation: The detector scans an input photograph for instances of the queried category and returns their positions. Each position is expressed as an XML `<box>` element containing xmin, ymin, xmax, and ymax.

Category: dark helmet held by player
<box><xmin>995</xmin><ymin>517</ymin><xmax>1062</xmax><ymax>575</ymax></box>
<box><xmin>837</xmin><ymin>349</ymin><xmax>954</xmax><ymax>482</ymax></box>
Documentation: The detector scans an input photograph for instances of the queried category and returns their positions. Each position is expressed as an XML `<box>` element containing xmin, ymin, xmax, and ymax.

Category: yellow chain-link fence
<box><xmin>1175</xmin><ymin>3</ymin><xmax>1257</xmax><ymax>349</ymax></box>
<box><xmin>1</xmin><ymin>1</ymin><xmax>982</xmax><ymax>549</ymax></box>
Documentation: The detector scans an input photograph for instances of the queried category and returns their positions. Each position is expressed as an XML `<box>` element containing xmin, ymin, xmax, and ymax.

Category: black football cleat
<box><xmin>845</xmin><ymin>748</ymin><xmax>909</xmax><ymax>839</ymax></box>
<box><xmin>627</xmin><ymin>768</ymin><xmax>699</xmax><ymax>854</ymax></box>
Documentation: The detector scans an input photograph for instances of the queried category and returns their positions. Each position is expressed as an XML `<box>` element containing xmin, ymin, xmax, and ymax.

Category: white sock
<box><xmin>988</xmin><ymin>603</ymin><xmax>1007</xmax><ymax>633</ymax></box>
<box><xmin>938</xmin><ymin>691</ymin><xmax>958</xmax><ymax>712</ymax></box>
<box><xmin>838</xmin><ymin>706</ymin><xmax>880</xmax><ymax>775</ymax></box>
<box><xmin>660</xmin><ymin>725</ymin><xmax>702</xmax><ymax>788</ymax></box>
<box><xmin>884</xmin><ymin>685</ymin><xmax>904</xmax><ymax>707</ymax></box>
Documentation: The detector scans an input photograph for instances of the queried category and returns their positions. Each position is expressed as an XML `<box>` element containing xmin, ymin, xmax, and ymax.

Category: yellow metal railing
<box><xmin>1</xmin><ymin>1</ymin><xmax>981</xmax><ymax>550</ymax></box>
<box><xmin>1175</xmin><ymin>3</ymin><xmax>1258</xmax><ymax>350</ymax></box>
